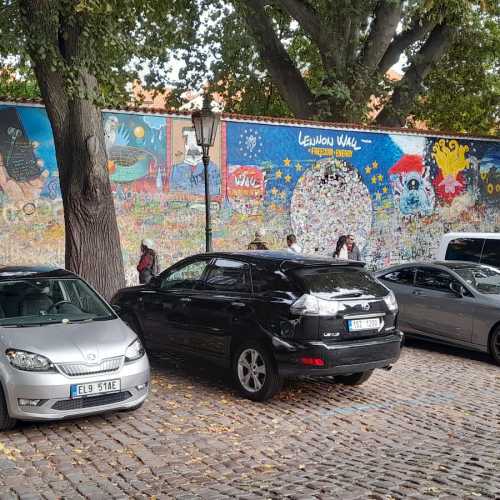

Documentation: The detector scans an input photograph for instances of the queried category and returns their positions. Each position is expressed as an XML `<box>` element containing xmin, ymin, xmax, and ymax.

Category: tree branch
<box><xmin>378</xmin><ymin>16</ymin><xmax>437</xmax><ymax>74</ymax></box>
<box><xmin>359</xmin><ymin>0</ymin><xmax>402</xmax><ymax>72</ymax></box>
<box><xmin>275</xmin><ymin>0</ymin><xmax>338</xmax><ymax>72</ymax></box>
<box><xmin>240</xmin><ymin>0</ymin><xmax>317</xmax><ymax>118</ymax></box>
<box><xmin>376</xmin><ymin>22</ymin><xmax>456</xmax><ymax>127</ymax></box>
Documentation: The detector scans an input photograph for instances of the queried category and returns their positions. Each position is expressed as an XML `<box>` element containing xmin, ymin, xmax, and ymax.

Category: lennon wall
<box><xmin>0</xmin><ymin>102</ymin><xmax>499</xmax><ymax>285</ymax></box>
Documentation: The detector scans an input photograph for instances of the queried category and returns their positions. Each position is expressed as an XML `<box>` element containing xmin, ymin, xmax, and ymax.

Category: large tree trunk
<box><xmin>41</xmin><ymin>79</ymin><xmax>126</xmax><ymax>300</ymax></box>
<box><xmin>62</xmin><ymin>91</ymin><xmax>125</xmax><ymax>300</ymax></box>
<box><xmin>19</xmin><ymin>1</ymin><xmax>126</xmax><ymax>300</ymax></box>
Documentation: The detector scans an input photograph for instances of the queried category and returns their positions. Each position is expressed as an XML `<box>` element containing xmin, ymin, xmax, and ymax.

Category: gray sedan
<box><xmin>0</xmin><ymin>266</ymin><xmax>150</xmax><ymax>430</ymax></box>
<box><xmin>375</xmin><ymin>261</ymin><xmax>500</xmax><ymax>365</ymax></box>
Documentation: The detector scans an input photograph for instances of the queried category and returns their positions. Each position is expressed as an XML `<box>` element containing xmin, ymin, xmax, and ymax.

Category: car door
<box><xmin>411</xmin><ymin>266</ymin><xmax>473</xmax><ymax>343</ymax></box>
<box><xmin>378</xmin><ymin>267</ymin><xmax>416</xmax><ymax>331</ymax></box>
<box><xmin>139</xmin><ymin>258</ymin><xmax>210</xmax><ymax>351</ymax></box>
<box><xmin>185</xmin><ymin>258</ymin><xmax>254</xmax><ymax>362</ymax></box>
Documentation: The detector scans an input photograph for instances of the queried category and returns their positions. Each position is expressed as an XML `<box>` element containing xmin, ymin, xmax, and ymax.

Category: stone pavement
<box><xmin>0</xmin><ymin>340</ymin><xmax>499</xmax><ymax>499</ymax></box>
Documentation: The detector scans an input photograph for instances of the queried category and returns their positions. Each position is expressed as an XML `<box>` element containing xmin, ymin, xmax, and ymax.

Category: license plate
<box><xmin>348</xmin><ymin>318</ymin><xmax>382</xmax><ymax>331</ymax></box>
<box><xmin>70</xmin><ymin>379</ymin><xmax>120</xmax><ymax>399</ymax></box>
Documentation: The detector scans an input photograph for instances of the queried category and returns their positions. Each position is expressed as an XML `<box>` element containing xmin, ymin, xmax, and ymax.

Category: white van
<box><xmin>436</xmin><ymin>232</ymin><xmax>500</xmax><ymax>268</ymax></box>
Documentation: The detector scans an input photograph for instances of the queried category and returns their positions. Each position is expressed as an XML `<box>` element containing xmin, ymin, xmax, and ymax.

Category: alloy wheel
<box><xmin>237</xmin><ymin>348</ymin><xmax>267</xmax><ymax>393</ymax></box>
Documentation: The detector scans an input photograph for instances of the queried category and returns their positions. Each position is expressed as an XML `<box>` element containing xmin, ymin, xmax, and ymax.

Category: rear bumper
<box><xmin>276</xmin><ymin>331</ymin><xmax>403</xmax><ymax>377</ymax></box>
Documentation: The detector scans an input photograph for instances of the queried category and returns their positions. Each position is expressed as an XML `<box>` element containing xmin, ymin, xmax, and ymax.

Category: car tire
<box><xmin>335</xmin><ymin>370</ymin><xmax>373</xmax><ymax>386</ymax></box>
<box><xmin>233</xmin><ymin>342</ymin><xmax>283</xmax><ymax>402</ymax></box>
<box><xmin>0</xmin><ymin>385</ymin><xmax>16</xmax><ymax>431</ymax></box>
<box><xmin>488</xmin><ymin>327</ymin><xmax>500</xmax><ymax>365</ymax></box>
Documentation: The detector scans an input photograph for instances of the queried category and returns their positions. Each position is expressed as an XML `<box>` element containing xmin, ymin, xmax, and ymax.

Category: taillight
<box><xmin>290</xmin><ymin>294</ymin><xmax>339</xmax><ymax>317</ymax></box>
<box><xmin>299</xmin><ymin>357</ymin><xmax>325</xmax><ymax>367</ymax></box>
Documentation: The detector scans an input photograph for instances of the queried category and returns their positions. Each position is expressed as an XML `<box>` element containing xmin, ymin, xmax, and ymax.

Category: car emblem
<box><xmin>87</xmin><ymin>353</ymin><xmax>97</xmax><ymax>361</ymax></box>
<box><xmin>361</xmin><ymin>302</ymin><xmax>370</xmax><ymax>311</ymax></box>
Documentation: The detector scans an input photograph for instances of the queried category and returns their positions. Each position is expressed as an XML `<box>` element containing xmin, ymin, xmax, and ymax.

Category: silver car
<box><xmin>375</xmin><ymin>261</ymin><xmax>500</xmax><ymax>365</ymax></box>
<box><xmin>0</xmin><ymin>266</ymin><xmax>150</xmax><ymax>430</ymax></box>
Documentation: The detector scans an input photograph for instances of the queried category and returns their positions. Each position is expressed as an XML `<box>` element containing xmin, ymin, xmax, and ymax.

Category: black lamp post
<box><xmin>192</xmin><ymin>94</ymin><xmax>220</xmax><ymax>252</ymax></box>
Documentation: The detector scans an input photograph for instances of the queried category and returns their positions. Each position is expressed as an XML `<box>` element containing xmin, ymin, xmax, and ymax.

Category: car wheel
<box><xmin>233</xmin><ymin>343</ymin><xmax>283</xmax><ymax>402</ymax></box>
<box><xmin>489</xmin><ymin>327</ymin><xmax>500</xmax><ymax>365</ymax></box>
<box><xmin>336</xmin><ymin>370</ymin><xmax>373</xmax><ymax>386</ymax></box>
<box><xmin>0</xmin><ymin>385</ymin><xmax>16</xmax><ymax>431</ymax></box>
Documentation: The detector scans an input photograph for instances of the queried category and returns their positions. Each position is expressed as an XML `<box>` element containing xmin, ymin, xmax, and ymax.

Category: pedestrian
<box><xmin>334</xmin><ymin>235</ymin><xmax>348</xmax><ymax>259</ymax></box>
<box><xmin>248</xmin><ymin>230</ymin><xmax>269</xmax><ymax>250</ymax></box>
<box><xmin>346</xmin><ymin>234</ymin><xmax>362</xmax><ymax>261</ymax></box>
<box><xmin>137</xmin><ymin>239</ymin><xmax>160</xmax><ymax>284</ymax></box>
<box><xmin>286</xmin><ymin>234</ymin><xmax>302</xmax><ymax>254</ymax></box>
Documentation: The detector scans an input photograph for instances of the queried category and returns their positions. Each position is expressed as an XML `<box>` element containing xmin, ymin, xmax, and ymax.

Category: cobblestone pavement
<box><xmin>0</xmin><ymin>340</ymin><xmax>499</xmax><ymax>500</ymax></box>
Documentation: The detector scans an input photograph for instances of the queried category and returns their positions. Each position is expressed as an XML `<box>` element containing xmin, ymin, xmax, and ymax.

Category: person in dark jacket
<box><xmin>346</xmin><ymin>234</ymin><xmax>362</xmax><ymax>261</ymax></box>
<box><xmin>137</xmin><ymin>239</ymin><xmax>160</xmax><ymax>284</ymax></box>
<box><xmin>247</xmin><ymin>230</ymin><xmax>269</xmax><ymax>250</ymax></box>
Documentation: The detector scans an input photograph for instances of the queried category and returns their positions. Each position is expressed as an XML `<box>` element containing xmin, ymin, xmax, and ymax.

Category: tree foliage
<box><xmin>411</xmin><ymin>10</ymin><xmax>499</xmax><ymax>134</ymax></box>
<box><xmin>179</xmin><ymin>0</ymin><xmax>499</xmax><ymax>132</ymax></box>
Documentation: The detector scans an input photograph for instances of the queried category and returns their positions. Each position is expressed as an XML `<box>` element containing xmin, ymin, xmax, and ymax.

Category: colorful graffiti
<box><xmin>0</xmin><ymin>103</ymin><xmax>499</xmax><ymax>284</ymax></box>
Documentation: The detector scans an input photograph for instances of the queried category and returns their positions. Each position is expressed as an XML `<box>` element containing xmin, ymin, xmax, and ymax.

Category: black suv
<box><xmin>112</xmin><ymin>252</ymin><xmax>402</xmax><ymax>401</ymax></box>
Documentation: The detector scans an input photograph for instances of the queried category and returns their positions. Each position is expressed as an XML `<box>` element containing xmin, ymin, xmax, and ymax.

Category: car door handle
<box><xmin>231</xmin><ymin>302</ymin><xmax>246</xmax><ymax>308</ymax></box>
<box><xmin>180</xmin><ymin>297</ymin><xmax>191</xmax><ymax>303</ymax></box>
<box><xmin>412</xmin><ymin>290</ymin><xmax>423</xmax><ymax>296</ymax></box>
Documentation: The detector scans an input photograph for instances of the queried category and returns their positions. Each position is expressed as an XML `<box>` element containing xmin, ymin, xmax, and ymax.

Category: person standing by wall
<box><xmin>137</xmin><ymin>239</ymin><xmax>160</xmax><ymax>284</ymax></box>
<box><xmin>248</xmin><ymin>230</ymin><xmax>269</xmax><ymax>250</ymax></box>
<box><xmin>346</xmin><ymin>234</ymin><xmax>362</xmax><ymax>261</ymax></box>
<box><xmin>334</xmin><ymin>235</ymin><xmax>348</xmax><ymax>259</ymax></box>
<box><xmin>286</xmin><ymin>234</ymin><xmax>302</xmax><ymax>254</ymax></box>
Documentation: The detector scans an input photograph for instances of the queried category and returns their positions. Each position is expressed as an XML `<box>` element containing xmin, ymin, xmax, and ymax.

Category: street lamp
<box><xmin>192</xmin><ymin>94</ymin><xmax>220</xmax><ymax>252</ymax></box>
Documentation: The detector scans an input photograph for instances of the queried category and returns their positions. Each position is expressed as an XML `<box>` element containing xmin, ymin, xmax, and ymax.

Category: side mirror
<box><xmin>149</xmin><ymin>276</ymin><xmax>161</xmax><ymax>287</ymax></box>
<box><xmin>449</xmin><ymin>281</ymin><xmax>464</xmax><ymax>297</ymax></box>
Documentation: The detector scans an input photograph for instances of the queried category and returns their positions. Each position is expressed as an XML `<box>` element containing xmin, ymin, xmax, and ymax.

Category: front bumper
<box><xmin>276</xmin><ymin>331</ymin><xmax>403</xmax><ymax>377</ymax></box>
<box><xmin>2</xmin><ymin>355</ymin><xmax>150</xmax><ymax>421</ymax></box>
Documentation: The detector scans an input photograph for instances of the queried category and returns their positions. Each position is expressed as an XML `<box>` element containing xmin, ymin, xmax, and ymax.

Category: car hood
<box><xmin>0</xmin><ymin>319</ymin><xmax>136</xmax><ymax>364</ymax></box>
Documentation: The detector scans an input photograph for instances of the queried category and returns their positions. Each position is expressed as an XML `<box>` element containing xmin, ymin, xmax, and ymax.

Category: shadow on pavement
<box><xmin>404</xmin><ymin>336</ymin><xmax>495</xmax><ymax>365</ymax></box>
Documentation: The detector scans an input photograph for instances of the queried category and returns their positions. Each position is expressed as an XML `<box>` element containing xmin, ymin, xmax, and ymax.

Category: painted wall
<box><xmin>0</xmin><ymin>103</ymin><xmax>499</xmax><ymax>284</ymax></box>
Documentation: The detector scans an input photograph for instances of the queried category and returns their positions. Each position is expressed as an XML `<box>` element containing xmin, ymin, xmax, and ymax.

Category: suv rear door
<box><xmin>186</xmin><ymin>258</ymin><xmax>254</xmax><ymax>361</ymax></box>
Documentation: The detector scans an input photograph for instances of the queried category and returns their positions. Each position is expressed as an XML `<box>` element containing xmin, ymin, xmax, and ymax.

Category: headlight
<box><xmin>6</xmin><ymin>349</ymin><xmax>55</xmax><ymax>372</ymax></box>
<box><xmin>125</xmin><ymin>338</ymin><xmax>145</xmax><ymax>362</ymax></box>
<box><xmin>384</xmin><ymin>290</ymin><xmax>398</xmax><ymax>312</ymax></box>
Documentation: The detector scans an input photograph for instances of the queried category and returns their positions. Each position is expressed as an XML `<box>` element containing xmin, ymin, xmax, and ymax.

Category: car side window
<box><xmin>415</xmin><ymin>268</ymin><xmax>456</xmax><ymax>292</ymax></box>
<box><xmin>251</xmin><ymin>265</ymin><xmax>296</xmax><ymax>295</ymax></box>
<box><xmin>380</xmin><ymin>268</ymin><xmax>415</xmax><ymax>285</ymax></box>
<box><xmin>204</xmin><ymin>259</ymin><xmax>251</xmax><ymax>293</ymax></box>
<box><xmin>445</xmin><ymin>238</ymin><xmax>484</xmax><ymax>262</ymax></box>
<box><xmin>480</xmin><ymin>239</ymin><xmax>500</xmax><ymax>268</ymax></box>
<box><xmin>161</xmin><ymin>260</ymin><xmax>209</xmax><ymax>290</ymax></box>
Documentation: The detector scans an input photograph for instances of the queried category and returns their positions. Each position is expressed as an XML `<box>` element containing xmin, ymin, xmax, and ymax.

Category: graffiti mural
<box><xmin>0</xmin><ymin>102</ymin><xmax>499</xmax><ymax>284</ymax></box>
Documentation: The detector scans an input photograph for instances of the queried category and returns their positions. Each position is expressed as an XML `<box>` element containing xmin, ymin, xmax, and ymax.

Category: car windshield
<box><xmin>0</xmin><ymin>277</ymin><xmax>114</xmax><ymax>327</ymax></box>
<box><xmin>291</xmin><ymin>266</ymin><xmax>388</xmax><ymax>299</ymax></box>
<box><xmin>451</xmin><ymin>265</ymin><xmax>500</xmax><ymax>294</ymax></box>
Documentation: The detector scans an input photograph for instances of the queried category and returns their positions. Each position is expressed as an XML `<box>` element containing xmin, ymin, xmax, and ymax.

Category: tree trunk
<box><xmin>43</xmin><ymin>81</ymin><xmax>126</xmax><ymax>301</ymax></box>
<box><xmin>19</xmin><ymin>1</ymin><xmax>126</xmax><ymax>300</ymax></box>
<box><xmin>61</xmin><ymin>92</ymin><xmax>126</xmax><ymax>300</ymax></box>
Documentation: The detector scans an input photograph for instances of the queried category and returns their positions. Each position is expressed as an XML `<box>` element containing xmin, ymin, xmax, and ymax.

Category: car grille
<box><xmin>56</xmin><ymin>357</ymin><xmax>122</xmax><ymax>377</ymax></box>
<box><xmin>51</xmin><ymin>391</ymin><xmax>132</xmax><ymax>410</ymax></box>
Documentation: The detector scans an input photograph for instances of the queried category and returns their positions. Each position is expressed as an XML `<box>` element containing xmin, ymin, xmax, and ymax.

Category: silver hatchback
<box><xmin>0</xmin><ymin>266</ymin><xmax>150</xmax><ymax>430</ymax></box>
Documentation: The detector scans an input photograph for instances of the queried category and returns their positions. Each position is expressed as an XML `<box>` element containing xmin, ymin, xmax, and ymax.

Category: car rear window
<box><xmin>445</xmin><ymin>238</ymin><xmax>483</xmax><ymax>262</ymax></box>
<box><xmin>291</xmin><ymin>267</ymin><xmax>388</xmax><ymax>299</ymax></box>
